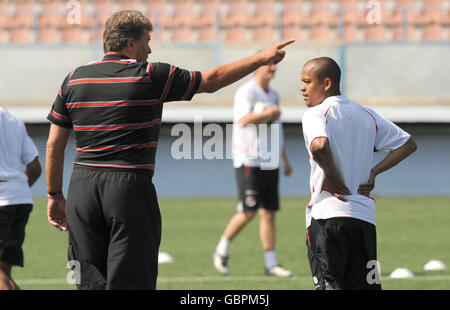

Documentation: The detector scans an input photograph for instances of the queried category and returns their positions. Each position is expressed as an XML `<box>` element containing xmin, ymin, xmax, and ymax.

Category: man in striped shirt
<box><xmin>46</xmin><ymin>10</ymin><xmax>294</xmax><ymax>290</ymax></box>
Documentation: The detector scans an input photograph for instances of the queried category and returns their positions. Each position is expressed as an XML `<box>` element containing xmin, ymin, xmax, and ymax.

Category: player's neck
<box><xmin>105</xmin><ymin>51</ymin><xmax>134</xmax><ymax>59</ymax></box>
<box><xmin>254</xmin><ymin>77</ymin><xmax>270</xmax><ymax>93</ymax></box>
<box><xmin>327</xmin><ymin>90</ymin><xmax>342</xmax><ymax>97</ymax></box>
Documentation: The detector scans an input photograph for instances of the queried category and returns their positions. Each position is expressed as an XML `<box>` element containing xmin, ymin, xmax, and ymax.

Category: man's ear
<box><xmin>323</xmin><ymin>77</ymin><xmax>332</xmax><ymax>92</ymax></box>
<box><xmin>126</xmin><ymin>37</ymin><xmax>136</xmax><ymax>53</ymax></box>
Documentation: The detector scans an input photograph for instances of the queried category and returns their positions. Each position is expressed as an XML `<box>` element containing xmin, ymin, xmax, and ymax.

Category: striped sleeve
<box><xmin>151</xmin><ymin>62</ymin><xmax>202</xmax><ymax>103</ymax></box>
<box><xmin>47</xmin><ymin>73</ymin><xmax>73</xmax><ymax>129</ymax></box>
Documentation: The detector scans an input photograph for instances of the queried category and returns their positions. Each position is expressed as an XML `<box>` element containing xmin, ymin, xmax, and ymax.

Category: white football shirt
<box><xmin>232</xmin><ymin>79</ymin><xmax>284</xmax><ymax>169</ymax></box>
<box><xmin>0</xmin><ymin>107</ymin><xmax>39</xmax><ymax>206</ymax></box>
<box><xmin>302</xmin><ymin>96</ymin><xmax>411</xmax><ymax>228</ymax></box>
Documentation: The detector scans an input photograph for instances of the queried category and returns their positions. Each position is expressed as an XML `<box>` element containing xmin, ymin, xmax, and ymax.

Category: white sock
<box><xmin>264</xmin><ymin>250</ymin><xmax>278</xmax><ymax>269</ymax></box>
<box><xmin>215</xmin><ymin>236</ymin><xmax>230</xmax><ymax>257</ymax></box>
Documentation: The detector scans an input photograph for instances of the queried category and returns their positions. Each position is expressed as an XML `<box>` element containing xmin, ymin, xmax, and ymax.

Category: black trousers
<box><xmin>306</xmin><ymin>217</ymin><xmax>382</xmax><ymax>290</ymax></box>
<box><xmin>66</xmin><ymin>166</ymin><xmax>161</xmax><ymax>290</ymax></box>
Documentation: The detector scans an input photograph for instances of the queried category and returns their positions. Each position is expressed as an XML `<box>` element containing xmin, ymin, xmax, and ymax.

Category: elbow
<box><xmin>409</xmin><ymin>137</ymin><xmax>418</xmax><ymax>154</ymax></box>
<box><xmin>30</xmin><ymin>165</ymin><xmax>42</xmax><ymax>181</ymax></box>
<box><xmin>310</xmin><ymin>137</ymin><xmax>328</xmax><ymax>160</ymax></box>
<box><xmin>35</xmin><ymin>163</ymin><xmax>42</xmax><ymax>179</ymax></box>
<box><xmin>46</xmin><ymin>140</ymin><xmax>65</xmax><ymax>157</ymax></box>
<box><xmin>26</xmin><ymin>158</ymin><xmax>42</xmax><ymax>183</ymax></box>
<box><xmin>198</xmin><ymin>71</ymin><xmax>220</xmax><ymax>94</ymax></box>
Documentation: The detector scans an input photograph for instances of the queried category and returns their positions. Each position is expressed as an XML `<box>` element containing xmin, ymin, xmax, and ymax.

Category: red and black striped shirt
<box><xmin>47</xmin><ymin>54</ymin><xmax>202</xmax><ymax>170</ymax></box>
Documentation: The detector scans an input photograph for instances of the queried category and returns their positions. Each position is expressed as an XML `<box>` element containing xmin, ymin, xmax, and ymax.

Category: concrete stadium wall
<box><xmin>0</xmin><ymin>42</ymin><xmax>449</xmax><ymax>105</ymax></box>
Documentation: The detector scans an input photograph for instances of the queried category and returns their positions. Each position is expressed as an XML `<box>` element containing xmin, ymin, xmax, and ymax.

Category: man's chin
<box><xmin>306</xmin><ymin>101</ymin><xmax>316</xmax><ymax>108</ymax></box>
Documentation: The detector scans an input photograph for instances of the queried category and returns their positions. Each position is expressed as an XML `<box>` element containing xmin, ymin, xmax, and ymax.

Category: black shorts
<box><xmin>235</xmin><ymin>166</ymin><xmax>279</xmax><ymax>212</ymax></box>
<box><xmin>66</xmin><ymin>166</ymin><xmax>161</xmax><ymax>290</ymax></box>
<box><xmin>0</xmin><ymin>204</ymin><xmax>33</xmax><ymax>267</ymax></box>
<box><xmin>306</xmin><ymin>217</ymin><xmax>382</xmax><ymax>290</ymax></box>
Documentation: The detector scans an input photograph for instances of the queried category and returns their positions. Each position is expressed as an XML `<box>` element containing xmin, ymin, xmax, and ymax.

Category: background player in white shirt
<box><xmin>0</xmin><ymin>107</ymin><xmax>41</xmax><ymax>290</ymax></box>
<box><xmin>300</xmin><ymin>57</ymin><xmax>417</xmax><ymax>289</ymax></box>
<box><xmin>213</xmin><ymin>63</ymin><xmax>293</xmax><ymax>277</ymax></box>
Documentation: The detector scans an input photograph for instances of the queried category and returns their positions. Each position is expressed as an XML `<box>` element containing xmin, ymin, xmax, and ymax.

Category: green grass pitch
<box><xmin>11</xmin><ymin>196</ymin><xmax>450</xmax><ymax>290</ymax></box>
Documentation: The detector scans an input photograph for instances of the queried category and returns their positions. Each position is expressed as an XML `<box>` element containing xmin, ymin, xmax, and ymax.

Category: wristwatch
<box><xmin>48</xmin><ymin>191</ymin><xmax>62</xmax><ymax>196</ymax></box>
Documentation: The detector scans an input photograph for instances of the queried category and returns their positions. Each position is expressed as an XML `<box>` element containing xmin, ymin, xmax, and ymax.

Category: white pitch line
<box><xmin>16</xmin><ymin>274</ymin><xmax>450</xmax><ymax>286</ymax></box>
<box><xmin>16</xmin><ymin>279</ymin><xmax>68</xmax><ymax>285</ymax></box>
<box><xmin>157</xmin><ymin>276</ymin><xmax>305</xmax><ymax>283</ymax></box>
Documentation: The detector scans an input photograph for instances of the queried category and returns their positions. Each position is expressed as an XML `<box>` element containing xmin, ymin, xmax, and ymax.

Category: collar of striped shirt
<box><xmin>103</xmin><ymin>54</ymin><xmax>135</xmax><ymax>61</ymax></box>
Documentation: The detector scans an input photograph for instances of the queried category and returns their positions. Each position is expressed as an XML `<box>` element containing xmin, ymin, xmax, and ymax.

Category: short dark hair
<box><xmin>305</xmin><ymin>57</ymin><xmax>341</xmax><ymax>91</ymax></box>
<box><xmin>103</xmin><ymin>10</ymin><xmax>153</xmax><ymax>53</ymax></box>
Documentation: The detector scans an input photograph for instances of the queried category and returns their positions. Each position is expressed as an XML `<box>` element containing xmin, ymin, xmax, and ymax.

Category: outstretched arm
<box><xmin>310</xmin><ymin>137</ymin><xmax>350</xmax><ymax>202</ymax></box>
<box><xmin>358</xmin><ymin>137</ymin><xmax>417</xmax><ymax>196</ymax></box>
<box><xmin>197</xmin><ymin>40</ymin><xmax>295</xmax><ymax>94</ymax></box>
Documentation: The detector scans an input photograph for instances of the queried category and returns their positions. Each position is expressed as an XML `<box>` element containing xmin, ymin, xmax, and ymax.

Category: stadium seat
<box><xmin>341</xmin><ymin>23</ymin><xmax>359</xmax><ymax>41</ymax></box>
<box><xmin>357</xmin><ymin>0</ymin><xmax>389</xmax><ymax>26</ymax></box>
<box><xmin>308</xmin><ymin>24</ymin><xmax>332</xmax><ymax>41</ymax></box>
<box><xmin>94</xmin><ymin>1</ymin><xmax>115</xmax><ymax>27</ymax></box>
<box><xmin>39</xmin><ymin>0</ymin><xmax>62</xmax><ymax>12</ymax></box>
<box><xmin>251</xmin><ymin>0</ymin><xmax>277</xmax><ymax>27</ymax></box>
<box><xmin>10</xmin><ymin>8</ymin><xmax>35</xmax><ymax>28</ymax></box>
<box><xmin>302</xmin><ymin>0</ymin><xmax>339</xmax><ymax>27</ymax></box>
<box><xmin>197</xmin><ymin>26</ymin><xmax>218</xmax><ymax>42</ymax></box>
<box><xmin>61</xmin><ymin>24</ymin><xmax>87</xmax><ymax>43</ymax></box>
<box><xmin>252</xmin><ymin>25</ymin><xmax>276</xmax><ymax>42</ymax></box>
<box><xmin>0</xmin><ymin>1</ymin><xmax>9</xmax><ymax>29</ymax></box>
<box><xmin>37</xmin><ymin>26</ymin><xmax>60</xmax><ymax>43</ymax></box>
<box><xmin>9</xmin><ymin>26</ymin><xmax>34</xmax><ymax>44</ymax></box>
<box><xmin>161</xmin><ymin>0</ymin><xmax>194</xmax><ymax>29</ymax></box>
<box><xmin>170</xmin><ymin>26</ymin><xmax>192</xmax><ymax>42</ymax></box>
<box><xmin>221</xmin><ymin>0</ymin><xmax>250</xmax><ymax>28</ymax></box>
<box><xmin>441</xmin><ymin>11</ymin><xmax>450</xmax><ymax>26</ymax></box>
<box><xmin>224</xmin><ymin>26</ymin><xmax>247</xmax><ymax>43</ymax></box>
<box><xmin>414</xmin><ymin>0</ymin><xmax>443</xmax><ymax>26</ymax></box>
<box><xmin>94</xmin><ymin>0</ymin><xmax>115</xmax><ymax>13</ymax></box>
<box><xmin>338</xmin><ymin>0</ymin><xmax>361</xmax><ymax>25</ymax></box>
<box><xmin>120</xmin><ymin>0</ymin><xmax>142</xmax><ymax>11</ymax></box>
<box><xmin>194</xmin><ymin>0</ymin><xmax>220</xmax><ymax>28</ymax></box>
<box><xmin>363</xmin><ymin>24</ymin><xmax>387</xmax><ymax>40</ymax></box>
<box><xmin>281</xmin><ymin>25</ymin><xmax>302</xmax><ymax>41</ymax></box>
<box><xmin>392</xmin><ymin>24</ymin><xmax>416</xmax><ymax>40</ymax></box>
<box><xmin>421</xmin><ymin>22</ymin><xmax>443</xmax><ymax>40</ymax></box>
<box><xmin>15</xmin><ymin>0</ymin><xmax>34</xmax><ymax>11</ymax></box>
<box><xmin>385</xmin><ymin>0</ymin><xmax>416</xmax><ymax>26</ymax></box>
<box><xmin>280</xmin><ymin>0</ymin><xmax>304</xmax><ymax>26</ymax></box>
<box><xmin>144</xmin><ymin>0</ymin><xmax>166</xmax><ymax>20</ymax></box>
<box><xmin>38</xmin><ymin>10</ymin><xmax>63</xmax><ymax>28</ymax></box>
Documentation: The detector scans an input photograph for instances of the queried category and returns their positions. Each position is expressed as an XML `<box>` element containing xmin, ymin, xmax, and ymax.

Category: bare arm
<box><xmin>310</xmin><ymin>137</ymin><xmax>350</xmax><ymax>201</ymax></box>
<box><xmin>358</xmin><ymin>137</ymin><xmax>417</xmax><ymax>196</ymax></box>
<box><xmin>281</xmin><ymin>148</ymin><xmax>292</xmax><ymax>176</ymax></box>
<box><xmin>237</xmin><ymin>106</ymin><xmax>280</xmax><ymax>127</ymax></box>
<box><xmin>46</xmin><ymin>123</ymin><xmax>71</xmax><ymax>231</ymax></box>
<box><xmin>25</xmin><ymin>156</ymin><xmax>42</xmax><ymax>187</ymax></box>
<box><xmin>46</xmin><ymin>124</ymin><xmax>70</xmax><ymax>194</ymax></box>
<box><xmin>197</xmin><ymin>40</ymin><xmax>295</xmax><ymax>94</ymax></box>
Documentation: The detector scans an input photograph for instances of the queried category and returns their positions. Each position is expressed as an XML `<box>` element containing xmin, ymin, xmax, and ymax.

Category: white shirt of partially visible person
<box><xmin>302</xmin><ymin>95</ymin><xmax>411</xmax><ymax>228</ymax></box>
<box><xmin>0</xmin><ymin>107</ymin><xmax>39</xmax><ymax>206</ymax></box>
<box><xmin>232</xmin><ymin>79</ymin><xmax>284</xmax><ymax>170</ymax></box>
